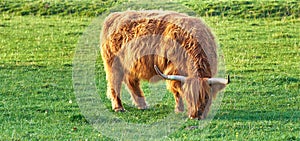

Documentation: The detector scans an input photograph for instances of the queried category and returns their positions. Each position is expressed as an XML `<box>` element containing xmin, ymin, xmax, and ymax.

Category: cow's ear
<box><xmin>210</xmin><ymin>81</ymin><xmax>227</xmax><ymax>98</ymax></box>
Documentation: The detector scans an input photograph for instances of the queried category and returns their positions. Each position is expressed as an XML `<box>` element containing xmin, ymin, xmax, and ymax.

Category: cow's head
<box><xmin>154</xmin><ymin>65</ymin><xmax>230</xmax><ymax>119</ymax></box>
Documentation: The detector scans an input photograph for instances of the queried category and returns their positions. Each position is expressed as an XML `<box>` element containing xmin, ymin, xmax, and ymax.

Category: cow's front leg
<box><xmin>173</xmin><ymin>92</ymin><xmax>184</xmax><ymax>113</ymax></box>
<box><xmin>124</xmin><ymin>75</ymin><xmax>148</xmax><ymax>110</ymax></box>
<box><xmin>167</xmin><ymin>80</ymin><xmax>184</xmax><ymax>113</ymax></box>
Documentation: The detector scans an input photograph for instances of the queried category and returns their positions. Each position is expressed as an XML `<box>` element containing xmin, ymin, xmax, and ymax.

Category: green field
<box><xmin>1</xmin><ymin>0</ymin><xmax>299</xmax><ymax>140</ymax></box>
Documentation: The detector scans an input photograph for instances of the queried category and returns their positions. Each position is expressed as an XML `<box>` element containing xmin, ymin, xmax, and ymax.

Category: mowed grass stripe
<box><xmin>1</xmin><ymin>2</ymin><xmax>300</xmax><ymax>140</ymax></box>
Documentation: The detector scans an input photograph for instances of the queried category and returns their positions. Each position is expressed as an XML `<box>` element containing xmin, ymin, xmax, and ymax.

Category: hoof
<box><xmin>188</xmin><ymin>115</ymin><xmax>199</xmax><ymax>120</ymax></box>
<box><xmin>137</xmin><ymin>105</ymin><xmax>148</xmax><ymax>110</ymax></box>
<box><xmin>175</xmin><ymin>108</ymin><xmax>184</xmax><ymax>113</ymax></box>
<box><xmin>114</xmin><ymin>107</ymin><xmax>125</xmax><ymax>112</ymax></box>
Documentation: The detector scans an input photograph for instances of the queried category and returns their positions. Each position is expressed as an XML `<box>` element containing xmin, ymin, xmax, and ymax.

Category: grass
<box><xmin>1</xmin><ymin>0</ymin><xmax>300</xmax><ymax>18</ymax></box>
<box><xmin>182</xmin><ymin>0</ymin><xmax>300</xmax><ymax>18</ymax></box>
<box><xmin>1</xmin><ymin>0</ymin><xmax>299</xmax><ymax>140</ymax></box>
<box><xmin>0</xmin><ymin>0</ymin><xmax>119</xmax><ymax>16</ymax></box>
<box><xmin>0</xmin><ymin>15</ymin><xmax>104</xmax><ymax>140</ymax></box>
<box><xmin>203</xmin><ymin>17</ymin><xmax>300</xmax><ymax>140</ymax></box>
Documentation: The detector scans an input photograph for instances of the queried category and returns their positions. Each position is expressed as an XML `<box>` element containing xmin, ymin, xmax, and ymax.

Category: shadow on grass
<box><xmin>216</xmin><ymin>109</ymin><xmax>300</xmax><ymax>122</ymax></box>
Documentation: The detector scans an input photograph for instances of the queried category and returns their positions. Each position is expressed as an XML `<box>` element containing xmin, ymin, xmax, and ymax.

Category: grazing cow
<box><xmin>100</xmin><ymin>10</ymin><xmax>230</xmax><ymax>119</ymax></box>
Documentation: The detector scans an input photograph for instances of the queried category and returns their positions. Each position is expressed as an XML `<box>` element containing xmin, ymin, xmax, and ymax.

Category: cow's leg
<box><xmin>167</xmin><ymin>80</ymin><xmax>184</xmax><ymax>113</ymax></box>
<box><xmin>124</xmin><ymin>75</ymin><xmax>148</xmax><ymax>110</ymax></box>
<box><xmin>105</xmin><ymin>59</ymin><xmax>125</xmax><ymax>112</ymax></box>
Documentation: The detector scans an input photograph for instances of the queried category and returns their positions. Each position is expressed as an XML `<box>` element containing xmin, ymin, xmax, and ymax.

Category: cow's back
<box><xmin>100</xmin><ymin>10</ymin><xmax>218</xmax><ymax>78</ymax></box>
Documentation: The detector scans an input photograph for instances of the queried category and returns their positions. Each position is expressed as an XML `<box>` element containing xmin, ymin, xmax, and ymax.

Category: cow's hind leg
<box><xmin>107</xmin><ymin>82</ymin><xmax>124</xmax><ymax>112</ymax></box>
<box><xmin>167</xmin><ymin>80</ymin><xmax>184</xmax><ymax>113</ymax></box>
<box><xmin>105</xmin><ymin>59</ymin><xmax>125</xmax><ymax>112</ymax></box>
<box><xmin>124</xmin><ymin>75</ymin><xmax>148</xmax><ymax>110</ymax></box>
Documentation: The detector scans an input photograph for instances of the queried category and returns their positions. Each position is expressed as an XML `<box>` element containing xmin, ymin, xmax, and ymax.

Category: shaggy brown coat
<box><xmin>101</xmin><ymin>10</ymin><xmax>226</xmax><ymax>119</ymax></box>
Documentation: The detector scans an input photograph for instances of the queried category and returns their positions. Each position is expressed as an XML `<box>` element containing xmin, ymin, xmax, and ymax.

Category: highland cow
<box><xmin>100</xmin><ymin>10</ymin><xmax>230</xmax><ymax>119</ymax></box>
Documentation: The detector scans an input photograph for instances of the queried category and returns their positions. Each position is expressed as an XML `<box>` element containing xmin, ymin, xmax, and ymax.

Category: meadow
<box><xmin>0</xmin><ymin>0</ymin><xmax>299</xmax><ymax>140</ymax></box>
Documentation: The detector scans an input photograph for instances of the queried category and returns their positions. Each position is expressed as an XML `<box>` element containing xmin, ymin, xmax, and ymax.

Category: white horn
<box><xmin>208</xmin><ymin>75</ymin><xmax>230</xmax><ymax>85</ymax></box>
<box><xmin>154</xmin><ymin>65</ymin><xmax>186</xmax><ymax>82</ymax></box>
